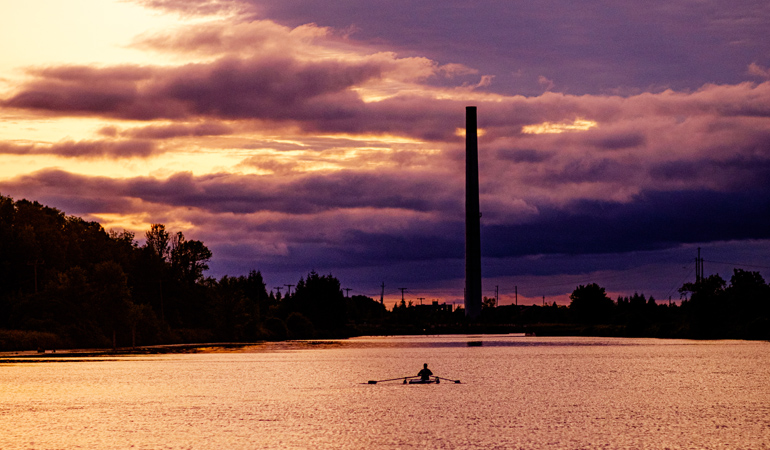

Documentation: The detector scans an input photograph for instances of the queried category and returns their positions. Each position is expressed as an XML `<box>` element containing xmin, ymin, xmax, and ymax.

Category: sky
<box><xmin>1</xmin><ymin>0</ymin><xmax>769</xmax><ymax>307</ymax></box>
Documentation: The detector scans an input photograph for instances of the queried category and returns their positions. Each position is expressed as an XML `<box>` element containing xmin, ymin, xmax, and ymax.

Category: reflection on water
<box><xmin>1</xmin><ymin>336</ymin><xmax>769</xmax><ymax>449</ymax></box>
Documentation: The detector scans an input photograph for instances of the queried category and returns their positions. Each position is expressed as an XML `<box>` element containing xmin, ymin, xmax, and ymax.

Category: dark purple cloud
<box><xmin>0</xmin><ymin>139</ymin><xmax>157</xmax><ymax>158</ymax></box>
<box><xmin>5</xmin><ymin>52</ymin><xmax>770</xmax><ymax>147</ymax></box>
<box><xmin>0</xmin><ymin>168</ymin><xmax>462</xmax><ymax>216</ymax></box>
<box><xmin>3</xmin><ymin>162</ymin><xmax>769</xmax><ymax>302</ymax></box>
<box><xmin>496</xmin><ymin>149</ymin><xmax>554</xmax><ymax>164</ymax></box>
<box><xmin>2</xmin><ymin>57</ymin><xmax>383</xmax><ymax>122</ymax></box>
<box><xmin>4</xmin><ymin>166</ymin><xmax>769</xmax><ymax>265</ymax></box>
<box><xmin>651</xmin><ymin>155</ymin><xmax>770</xmax><ymax>190</ymax></box>
<box><xmin>591</xmin><ymin>133</ymin><xmax>646</xmax><ymax>150</ymax></box>
<box><xmin>483</xmin><ymin>188</ymin><xmax>770</xmax><ymax>258</ymax></box>
<box><xmin>245</xmin><ymin>0</ymin><xmax>770</xmax><ymax>95</ymax></box>
<box><xmin>119</xmin><ymin>122</ymin><xmax>234</xmax><ymax>139</ymax></box>
<box><xmin>2</xmin><ymin>65</ymin><xmax>151</xmax><ymax>116</ymax></box>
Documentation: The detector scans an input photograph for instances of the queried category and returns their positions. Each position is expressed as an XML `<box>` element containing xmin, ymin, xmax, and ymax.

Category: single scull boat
<box><xmin>366</xmin><ymin>376</ymin><xmax>461</xmax><ymax>384</ymax></box>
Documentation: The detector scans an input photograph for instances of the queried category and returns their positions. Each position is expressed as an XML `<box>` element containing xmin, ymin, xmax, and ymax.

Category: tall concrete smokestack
<box><xmin>465</xmin><ymin>106</ymin><xmax>482</xmax><ymax>319</ymax></box>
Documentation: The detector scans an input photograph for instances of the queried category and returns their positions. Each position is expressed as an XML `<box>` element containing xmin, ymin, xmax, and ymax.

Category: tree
<box><xmin>244</xmin><ymin>270</ymin><xmax>270</xmax><ymax>322</ymax></box>
<box><xmin>170</xmin><ymin>232</ymin><xmax>212</xmax><ymax>284</ymax></box>
<box><xmin>145</xmin><ymin>224</ymin><xmax>170</xmax><ymax>262</ymax></box>
<box><xmin>286</xmin><ymin>312</ymin><xmax>315</xmax><ymax>339</ymax></box>
<box><xmin>38</xmin><ymin>266</ymin><xmax>106</xmax><ymax>347</ymax></box>
<box><xmin>725</xmin><ymin>269</ymin><xmax>770</xmax><ymax>339</ymax></box>
<box><xmin>92</xmin><ymin>261</ymin><xmax>133</xmax><ymax>349</ymax></box>
<box><xmin>678</xmin><ymin>274</ymin><xmax>727</xmax><ymax>338</ymax></box>
<box><xmin>287</xmin><ymin>271</ymin><xmax>346</xmax><ymax>333</ymax></box>
<box><xmin>142</xmin><ymin>224</ymin><xmax>171</xmax><ymax>323</ymax></box>
<box><xmin>727</xmin><ymin>269</ymin><xmax>769</xmax><ymax>313</ymax></box>
<box><xmin>0</xmin><ymin>195</ymin><xmax>15</xmax><ymax>307</ymax></box>
<box><xmin>209</xmin><ymin>275</ymin><xmax>252</xmax><ymax>341</ymax></box>
<box><xmin>679</xmin><ymin>274</ymin><xmax>726</xmax><ymax>305</ymax></box>
<box><xmin>629</xmin><ymin>292</ymin><xmax>647</xmax><ymax>311</ymax></box>
<box><xmin>107</xmin><ymin>229</ymin><xmax>138</xmax><ymax>268</ymax></box>
<box><xmin>126</xmin><ymin>302</ymin><xmax>152</xmax><ymax>348</ymax></box>
<box><xmin>346</xmin><ymin>295</ymin><xmax>387</xmax><ymax>323</ymax></box>
<box><xmin>569</xmin><ymin>283</ymin><xmax>614</xmax><ymax>324</ymax></box>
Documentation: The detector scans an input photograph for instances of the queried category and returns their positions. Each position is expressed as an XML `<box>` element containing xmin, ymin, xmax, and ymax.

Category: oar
<box><xmin>367</xmin><ymin>376</ymin><xmax>417</xmax><ymax>384</ymax></box>
<box><xmin>436</xmin><ymin>376</ymin><xmax>462</xmax><ymax>384</ymax></box>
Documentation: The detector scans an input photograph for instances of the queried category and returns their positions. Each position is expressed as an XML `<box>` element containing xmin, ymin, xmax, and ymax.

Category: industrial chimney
<box><xmin>465</xmin><ymin>106</ymin><xmax>482</xmax><ymax>319</ymax></box>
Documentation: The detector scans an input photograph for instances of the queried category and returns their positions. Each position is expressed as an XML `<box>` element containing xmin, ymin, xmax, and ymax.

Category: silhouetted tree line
<box><xmin>0</xmin><ymin>194</ymin><xmax>391</xmax><ymax>351</ymax></box>
<box><xmin>465</xmin><ymin>277</ymin><xmax>768</xmax><ymax>340</ymax></box>
<box><xmin>355</xmin><ymin>276</ymin><xmax>768</xmax><ymax>340</ymax></box>
<box><xmin>1</xmin><ymin>194</ymin><xmax>767</xmax><ymax>350</ymax></box>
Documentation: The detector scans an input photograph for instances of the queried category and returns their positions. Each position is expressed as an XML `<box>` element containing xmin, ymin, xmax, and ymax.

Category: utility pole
<box><xmin>344</xmin><ymin>288</ymin><xmax>352</xmax><ymax>297</ymax></box>
<box><xmin>696</xmin><ymin>247</ymin><xmax>701</xmax><ymax>283</ymax></box>
<box><xmin>542</xmin><ymin>295</ymin><xmax>545</xmax><ymax>307</ymax></box>
<box><xmin>695</xmin><ymin>247</ymin><xmax>705</xmax><ymax>283</ymax></box>
<box><xmin>274</xmin><ymin>286</ymin><xmax>282</xmax><ymax>297</ymax></box>
<box><xmin>495</xmin><ymin>285</ymin><xmax>499</xmax><ymax>307</ymax></box>
<box><xmin>418</xmin><ymin>297</ymin><xmax>425</xmax><ymax>305</ymax></box>
<box><xmin>398</xmin><ymin>288</ymin><xmax>408</xmax><ymax>304</ymax></box>
<box><xmin>284</xmin><ymin>284</ymin><xmax>294</xmax><ymax>296</ymax></box>
<box><xmin>515</xmin><ymin>285</ymin><xmax>518</xmax><ymax>306</ymax></box>
<box><xmin>380</xmin><ymin>282</ymin><xmax>385</xmax><ymax>304</ymax></box>
<box><xmin>698</xmin><ymin>248</ymin><xmax>706</xmax><ymax>281</ymax></box>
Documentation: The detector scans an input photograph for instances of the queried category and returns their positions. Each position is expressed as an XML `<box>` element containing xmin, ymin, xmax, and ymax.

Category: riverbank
<box><xmin>0</xmin><ymin>342</ymin><xmax>254</xmax><ymax>362</ymax></box>
<box><xmin>2</xmin><ymin>320</ymin><xmax>767</xmax><ymax>359</ymax></box>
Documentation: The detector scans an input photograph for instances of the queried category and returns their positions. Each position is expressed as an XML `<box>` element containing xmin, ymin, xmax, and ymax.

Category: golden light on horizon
<box><xmin>522</xmin><ymin>118</ymin><xmax>597</xmax><ymax>134</ymax></box>
<box><xmin>89</xmin><ymin>212</ymin><xmax>155</xmax><ymax>234</ymax></box>
<box><xmin>0</xmin><ymin>149</ymin><xmax>260</xmax><ymax>182</ymax></box>
<box><xmin>318</xmin><ymin>132</ymin><xmax>424</xmax><ymax>144</ymax></box>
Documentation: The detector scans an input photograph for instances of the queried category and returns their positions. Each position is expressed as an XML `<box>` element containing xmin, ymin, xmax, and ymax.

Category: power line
<box><xmin>509</xmin><ymin>252</ymin><xmax>768</xmax><ymax>301</ymax></box>
<box><xmin>703</xmin><ymin>259</ymin><xmax>770</xmax><ymax>270</ymax></box>
<box><xmin>663</xmin><ymin>267</ymin><xmax>694</xmax><ymax>301</ymax></box>
<box><xmin>334</xmin><ymin>254</ymin><xmax>767</xmax><ymax>303</ymax></box>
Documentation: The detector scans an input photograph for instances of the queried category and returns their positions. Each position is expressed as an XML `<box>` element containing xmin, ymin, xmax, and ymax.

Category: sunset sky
<box><xmin>1</xmin><ymin>0</ymin><xmax>769</xmax><ymax>306</ymax></box>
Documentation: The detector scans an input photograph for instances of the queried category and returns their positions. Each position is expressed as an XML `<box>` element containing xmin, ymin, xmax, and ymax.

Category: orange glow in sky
<box><xmin>521</xmin><ymin>118</ymin><xmax>597</xmax><ymax>134</ymax></box>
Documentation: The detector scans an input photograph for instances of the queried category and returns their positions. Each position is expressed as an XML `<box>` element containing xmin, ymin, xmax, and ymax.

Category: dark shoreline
<box><xmin>0</xmin><ymin>342</ymin><xmax>255</xmax><ymax>362</ymax></box>
<box><xmin>3</xmin><ymin>327</ymin><xmax>767</xmax><ymax>363</ymax></box>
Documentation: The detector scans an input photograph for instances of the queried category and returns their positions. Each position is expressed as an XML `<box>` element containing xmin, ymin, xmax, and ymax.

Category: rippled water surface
<box><xmin>1</xmin><ymin>336</ymin><xmax>769</xmax><ymax>449</ymax></box>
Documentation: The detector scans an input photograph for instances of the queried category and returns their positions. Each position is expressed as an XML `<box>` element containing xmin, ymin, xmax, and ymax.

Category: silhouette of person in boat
<box><xmin>417</xmin><ymin>363</ymin><xmax>433</xmax><ymax>381</ymax></box>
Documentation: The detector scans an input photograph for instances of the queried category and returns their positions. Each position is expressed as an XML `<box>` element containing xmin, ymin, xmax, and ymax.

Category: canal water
<box><xmin>1</xmin><ymin>335</ymin><xmax>768</xmax><ymax>449</ymax></box>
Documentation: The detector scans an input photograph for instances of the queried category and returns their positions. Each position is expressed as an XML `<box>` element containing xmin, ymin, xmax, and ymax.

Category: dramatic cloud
<box><xmin>2</xmin><ymin>58</ymin><xmax>381</xmax><ymax>121</ymax></box>
<box><xmin>0</xmin><ymin>139</ymin><xmax>157</xmax><ymax>158</ymax></box>
<box><xmin>0</xmin><ymin>168</ymin><xmax>461</xmax><ymax>216</ymax></box>
<box><xmin>246</xmin><ymin>0</ymin><xmax>770</xmax><ymax>95</ymax></box>
<box><xmin>2</xmin><ymin>0</ymin><xmax>769</xmax><ymax>303</ymax></box>
<box><xmin>484</xmin><ymin>188</ymin><xmax>770</xmax><ymax>257</ymax></box>
<box><xmin>115</xmin><ymin>122</ymin><xmax>234</xmax><ymax>139</ymax></box>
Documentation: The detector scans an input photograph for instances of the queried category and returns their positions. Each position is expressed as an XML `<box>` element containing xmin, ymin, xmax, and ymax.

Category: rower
<box><xmin>417</xmin><ymin>363</ymin><xmax>433</xmax><ymax>382</ymax></box>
